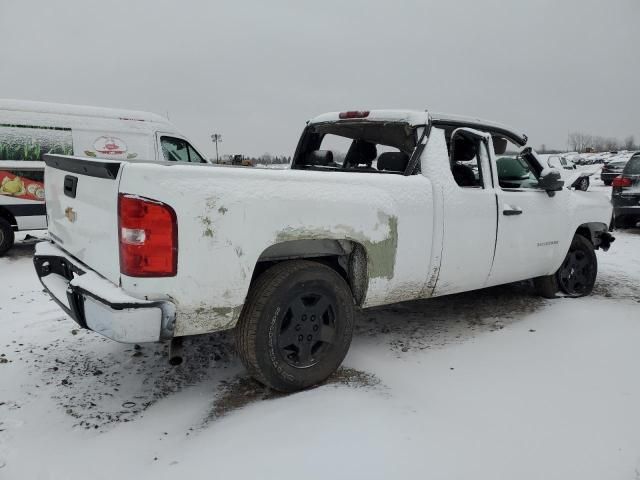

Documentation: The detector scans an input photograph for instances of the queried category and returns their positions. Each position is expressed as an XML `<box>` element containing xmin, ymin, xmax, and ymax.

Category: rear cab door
<box><xmin>426</xmin><ymin>127</ymin><xmax>498</xmax><ymax>296</ymax></box>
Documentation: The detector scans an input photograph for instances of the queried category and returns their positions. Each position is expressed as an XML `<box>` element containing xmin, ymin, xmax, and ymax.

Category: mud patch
<box><xmin>20</xmin><ymin>331</ymin><xmax>236</xmax><ymax>431</ymax></box>
<box><xmin>591</xmin><ymin>271</ymin><xmax>640</xmax><ymax>301</ymax></box>
<box><xmin>204</xmin><ymin>367</ymin><xmax>382</xmax><ymax>424</ymax></box>
<box><xmin>357</xmin><ymin>281</ymin><xmax>546</xmax><ymax>353</ymax></box>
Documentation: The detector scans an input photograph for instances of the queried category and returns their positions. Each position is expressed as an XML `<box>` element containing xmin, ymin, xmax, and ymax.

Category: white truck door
<box><xmin>487</xmin><ymin>148</ymin><xmax>568</xmax><ymax>286</ymax></box>
<box><xmin>431</xmin><ymin>128</ymin><xmax>498</xmax><ymax>296</ymax></box>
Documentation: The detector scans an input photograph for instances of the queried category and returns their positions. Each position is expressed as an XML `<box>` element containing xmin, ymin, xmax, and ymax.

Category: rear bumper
<box><xmin>33</xmin><ymin>241</ymin><xmax>175</xmax><ymax>343</ymax></box>
<box><xmin>601</xmin><ymin>172</ymin><xmax>620</xmax><ymax>182</ymax></box>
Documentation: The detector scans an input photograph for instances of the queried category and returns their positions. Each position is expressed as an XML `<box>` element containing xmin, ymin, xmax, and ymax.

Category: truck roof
<box><xmin>309</xmin><ymin>110</ymin><xmax>430</xmax><ymax>126</ymax></box>
<box><xmin>430</xmin><ymin>112</ymin><xmax>528</xmax><ymax>146</ymax></box>
<box><xmin>0</xmin><ymin>99</ymin><xmax>170</xmax><ymax>124</ymax></box>
<box><xmin>308</xmin><ymin>109</ymin><xmax>527</xmax><ymax>146</ymax></box>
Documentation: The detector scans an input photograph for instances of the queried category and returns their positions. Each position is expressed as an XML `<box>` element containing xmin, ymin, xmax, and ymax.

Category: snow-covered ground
<box><xmin>1</xmin><ymin>179</ymin><xmax>639</xmax><ymax>479</ymax></box>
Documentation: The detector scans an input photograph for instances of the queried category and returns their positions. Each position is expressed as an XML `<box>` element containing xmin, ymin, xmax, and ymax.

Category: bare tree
<box><xmin>568</xmin><ymin>132</ymin><xmax>593</xmax><ymax>152</ymax></box>
<box><xmin>624</xmin><ymin>135</ymin><xmax>636</xmax><ymax>150</ymax></box>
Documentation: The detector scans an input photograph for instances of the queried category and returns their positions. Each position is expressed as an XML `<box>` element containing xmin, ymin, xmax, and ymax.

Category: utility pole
<box><xmin>211</xmin><ymin>133</ymin><xmax>222</xmax><ymax>163</ymax></box>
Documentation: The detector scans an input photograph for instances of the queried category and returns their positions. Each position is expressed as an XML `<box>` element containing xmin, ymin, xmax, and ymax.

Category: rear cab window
<box><xmin>292</xmin><ymin>121</ymin><xmax>417</xmax><ymax>174</ymax></box>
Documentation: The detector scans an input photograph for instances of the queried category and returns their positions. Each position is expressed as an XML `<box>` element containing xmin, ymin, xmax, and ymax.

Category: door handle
<box><xmin>503</xmin><ymin>205</ymin><xmax>523</xmax><ymax>216</ymax></box>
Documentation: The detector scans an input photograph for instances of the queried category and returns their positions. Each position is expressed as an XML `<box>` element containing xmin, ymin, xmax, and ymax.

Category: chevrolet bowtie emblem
<box><xmin>65</xmin><ymin>207</ymin><xmax>77</xmax><ymax>223</ymax></box>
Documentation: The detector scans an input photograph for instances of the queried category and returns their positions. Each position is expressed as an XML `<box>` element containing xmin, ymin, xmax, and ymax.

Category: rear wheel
<box><xmin>534</xmin><ymin>234</ymin><xmax>597</xmax><ymax>298</ymax></box>
<box><xmin>603</xmin><ymin>179</ymin><xmax>612</xmax><ymax>186</ymax></box>
<box><xmin>235</xmin><ymin>260</ymin><xmax>355</xmax><ymax>392</ymax></box>
<box><xmin>0</xmin><ymin>218</ymin><xmax>15</xmax><ymax>257</ymax></box>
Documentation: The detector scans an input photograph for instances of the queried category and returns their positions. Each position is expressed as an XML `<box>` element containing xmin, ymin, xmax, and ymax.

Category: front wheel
<box><xmin>534</xmin><ymin>234</ymin><xmax>597</xmax><ymax>298</ymax></box>
<box><xmin>235</xmin><ymin>260</ymin><xmax>355</xmax><ymax>392</ymax></box>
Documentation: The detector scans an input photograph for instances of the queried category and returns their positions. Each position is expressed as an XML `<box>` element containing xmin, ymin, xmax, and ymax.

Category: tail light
<box><xmin>612</xmin><ymin>176</ymin><xmax>632</xmax><ymax>188</ymax></box>
<box><xmin>339</xmin><ymin>110</ymin><xmax>370</xmax><ymax>119</ymax></box>
<box><xmin>118</xmin><ymin>194</ymin><xmax>177</xmax><ymax>277</ymax></box>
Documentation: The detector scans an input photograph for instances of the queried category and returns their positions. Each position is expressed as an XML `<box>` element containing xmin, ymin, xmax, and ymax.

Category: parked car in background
<box><xmin>0</xmin><ymin>99</ymin><xmax>209</xmax><ymax>256</ymax></box>
<box><xmin>546</xmin><ymin>155</ymin><xmax>594</xmax><ymax>191</ymax></box>
<box><xmin>601</xmin><ymin>159</ymin><xmax>629</xmax><ymax>186</ymax></box>
<box><xmin>612</xmin><ymin>153</ymin><xmax>640</xmax><ymax>228</ymax></box>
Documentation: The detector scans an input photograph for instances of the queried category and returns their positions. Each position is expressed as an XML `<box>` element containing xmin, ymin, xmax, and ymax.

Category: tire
<box><xmin>535</xmin><ymin>234</ymin><xmax>597</xmax><ymax>298</ymax></box>
<box><xmin>0</xmin><ymin>218</ymin><xmax>15</xmax><ymax>257</ymax></box>
<box><xmin>603</xmin><ymin>180</ymin><xmax>612</xmax><ymax>186</ymax></box>
<box><xmin>235</xmin><ymin>260</ymin><xmax>355</xmax><ymax>392</ymax></box>
<box><xmin>577</xmin><ymin>177</ymin><xmax>589</xmax><ymax>191</ymax></box>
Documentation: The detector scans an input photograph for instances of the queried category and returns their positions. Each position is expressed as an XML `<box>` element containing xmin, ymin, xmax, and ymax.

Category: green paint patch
<box><xmin>275</xmin><ymin>212</ymin><xmax>398</xmax><ymax>280</ymax></box>
<box><xmin>198</xmin><ymin>197</ymin><xmax>224</xmax><ymax>238</ymax></box>
<box><xmin>199</xmin><ymin>216</ymin><xmax>214</xmax><ymax>238</ymax></box>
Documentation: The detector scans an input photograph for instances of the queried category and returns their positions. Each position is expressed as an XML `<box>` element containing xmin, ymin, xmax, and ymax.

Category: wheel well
<box><xmin>251</xmin><ymin>239</ymin><xmax>369</xmax><ymax>306</ymax></box>
<box><xmin>576</xmin><ymin>222</ymin><xmax>609</xmax><ymax>249</ymax></box>
<box><xmin>0</xmin><ymin>207</ymin><xmax>17</xmax><ymax>229</ymax></box>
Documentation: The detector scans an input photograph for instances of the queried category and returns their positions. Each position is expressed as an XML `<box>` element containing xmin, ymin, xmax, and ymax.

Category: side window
<box><xmin>449</xmin><ymin>132</ymin><xmax>485</xmax><ymax>188</ymax></box>
<box><xmin>161</xmin><ymin>137</ymin><xmax>189</xmax><ymax>162</ymax></box>
<box><xmin>493</xmin><ymin>136</ymin><xmax>541</xmax><ymax>190</ymax></box>
<box><xmin>188</xmin><ymin>145</ymin><xmax>205</xmax><ymax>163</ymax></box>
<box><xmin>161</xmin><ymin>136</ymin><xmax>205</xmax><ymax>163</ymax></box>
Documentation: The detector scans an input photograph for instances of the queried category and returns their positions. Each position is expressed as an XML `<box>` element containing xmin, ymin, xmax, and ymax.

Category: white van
<box><xmin>0</xmin><ymin>99</ymin><xmax>210</xmax><ymax>255</ymax></box>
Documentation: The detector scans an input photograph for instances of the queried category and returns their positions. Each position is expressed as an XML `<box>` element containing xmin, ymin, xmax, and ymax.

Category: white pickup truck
<box><xmin>34</xmin><ymin>110</ymin><xmax>614</xmax><ymax>392</ymax></box>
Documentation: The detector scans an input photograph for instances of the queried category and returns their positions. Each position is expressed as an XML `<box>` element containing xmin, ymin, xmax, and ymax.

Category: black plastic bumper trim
<box><xmin>33</xmin><ymin>254</ymin><xmax>87</xmax><ymax>328</ymax></box>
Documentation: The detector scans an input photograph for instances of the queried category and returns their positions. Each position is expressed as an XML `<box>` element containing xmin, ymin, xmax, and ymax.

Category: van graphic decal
<box><xmin>0</xmin><ymin>171</ymin><xmax>45</xmax><ymax>201</ymax></box>
<box><xmin>93</xmin><ymin>136</ymin><xmax>127</xmax><ymax>156</ymax></box>
<box><xmin>0</xmin><ymin>124</ymin><xmax>73</xmax><ymax>161</ymax></box>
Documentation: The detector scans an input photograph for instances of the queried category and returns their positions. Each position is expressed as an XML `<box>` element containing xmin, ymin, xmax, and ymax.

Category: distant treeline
<box><xmin>565</xmin><ymin>132</ymin><xmax>637</xmax><ymax>153</ymax></box>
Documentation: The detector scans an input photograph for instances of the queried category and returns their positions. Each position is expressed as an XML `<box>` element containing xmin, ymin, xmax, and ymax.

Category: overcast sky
<box><xmin>1</xmin><ymin>0</ymin><xmax>637</xmax><ymax>157</ymax></box>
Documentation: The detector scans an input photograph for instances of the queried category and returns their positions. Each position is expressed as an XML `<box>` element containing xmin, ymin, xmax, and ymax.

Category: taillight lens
<box><xmin>118</xmin><ymin>194</ymin><xmax>177</xmax><ymax>277</ymax></box>
<box><xmin>339</xmin><ymin>110</ymin><xmax>370</xmax><ymax>119</ymax></box>
<box><xmin>611</xmin><ymin>176</ymin><xmax>632</xmax><ymax>188</ymax></box>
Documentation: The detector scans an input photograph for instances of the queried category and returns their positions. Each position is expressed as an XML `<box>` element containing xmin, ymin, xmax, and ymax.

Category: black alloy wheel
<box><xmin>236</xmin><ymin>260</ymin><xmax>354</xmax><ymax>392</ymax></box>
<box><xmin>556</xmin><ymin>234</ymin><xmax>597</xmax><ymax>297</ymax></box>
<box><xmin>277</xmin><ymin>290</ymin><xmax>338</xmax><ymax>368</ymax></box>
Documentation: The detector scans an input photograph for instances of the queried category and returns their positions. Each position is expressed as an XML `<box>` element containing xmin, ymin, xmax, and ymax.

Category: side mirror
<box><xmin>538</xmin><ymin>168</ymin><xmax>564</xmax><ymax>196</ymax></box>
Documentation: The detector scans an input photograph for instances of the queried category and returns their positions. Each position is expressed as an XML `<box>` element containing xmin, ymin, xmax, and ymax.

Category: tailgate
<box><xmin>44</xmin><ymin>154</ymin><xmax>122</xmax><ymax>284</ymax></box>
